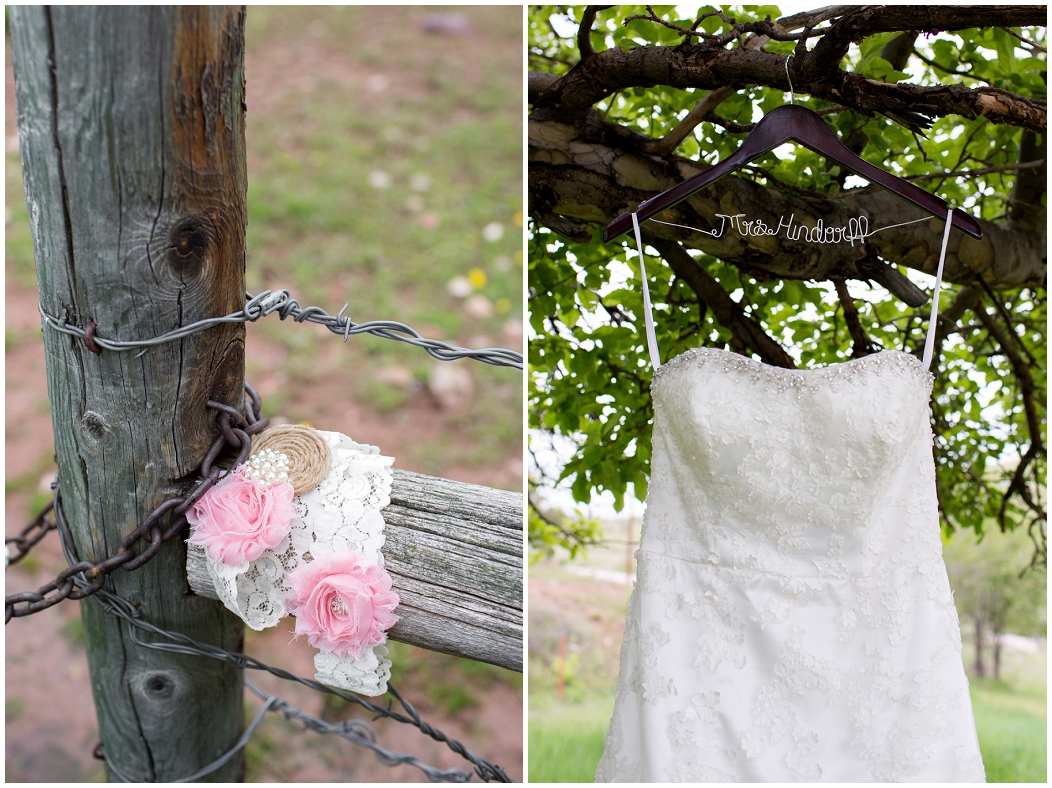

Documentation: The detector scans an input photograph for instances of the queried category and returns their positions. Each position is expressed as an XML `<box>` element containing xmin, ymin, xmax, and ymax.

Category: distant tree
<box><xmin>528</xmin><ymin>5</ymin><xmax>1046</xmax><ymax>560</ymax></box>
<box><xmin>944</xmin><ymin>527</ymin><xmax>1047</xmax><ymax>679</ymax></box>
<box><xmin>528</xmin><ymin>475</ymin><xmax>604</xmax><ymax>562</ymax></box>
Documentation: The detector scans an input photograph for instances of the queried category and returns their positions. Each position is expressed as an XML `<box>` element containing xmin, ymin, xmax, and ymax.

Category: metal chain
<box><xmin>39</xmin><ymin>289</ymin><xmax>523</xmax><ymax>368</ymax></box>
<box><xmin>7</xmin><ymin>401</ymin><xmax>513</xmax><ymax>781</ymax></box>
<box><xmin>4</xmin><ymin>383</ymin><xmax>269</xmax><ymax>623</ymax></box>
<box><xmin>5</xmin><ymin>500</ymin><xmax>57</xmax><ymax>566</ymax></box>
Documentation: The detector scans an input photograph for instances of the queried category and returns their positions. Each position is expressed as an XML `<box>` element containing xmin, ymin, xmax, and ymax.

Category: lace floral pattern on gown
<box><xmin>202</xmin><ymin>431</ymin><xmax>395</xmax><ymax>696</ymax></box>
<box><xmin>595</xmin><ymin>348</ymin><xmax>985</xmax><ymax>782</ymax></box>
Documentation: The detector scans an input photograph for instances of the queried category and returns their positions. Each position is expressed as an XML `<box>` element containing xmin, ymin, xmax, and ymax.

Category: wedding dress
<box><xmin>595</xmin><ymin>210</ymin><xmax>985</xmax><ymax>782</ymax></box>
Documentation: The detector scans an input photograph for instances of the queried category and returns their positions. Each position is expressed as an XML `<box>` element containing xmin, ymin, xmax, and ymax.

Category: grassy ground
<box><xmin>529</xmin><ymin>695</ymin><xmax>613</xmax><ymax>783</ymax></box>
<box><xmin>239</xmin><ymin>7</ymin><xmax>523</xmax><ymax>475</ymax></box>
<box><xmin>529</xmin><ymin>556</ymin><xmax>1047</xmax><ymax>783</ymax></box>
<box><xmin>968</xmin><ymin>645</ymin><xmax>1047</xmax><ymax>783</ymax></box>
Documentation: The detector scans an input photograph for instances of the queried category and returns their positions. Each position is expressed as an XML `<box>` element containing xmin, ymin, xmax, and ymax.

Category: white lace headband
<box><xmin>187</xmin><ymin>425</ymin><xmax>398</xmax><ymax>696</ymax></box>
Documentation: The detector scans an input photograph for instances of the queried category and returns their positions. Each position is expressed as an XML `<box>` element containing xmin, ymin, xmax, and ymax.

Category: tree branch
<box><xmin>971</xmin><ymin>294</ymin><xmax>1046</xmax><ymax>532</ymax></box>
<box><xmin>529</xmin><ymin>70</ymin><xmax>560</xmax><ymax>103</ymax></box>
<box><xmin>532</xmin><ymin>208</ymin><xmax>592</xmax><ymax>243</ymax></box>
<box><xmin>649</xmin><ymin>237</ymin><xmax>797</xmax><ymax>368</ymax></box>
<box><xmin>999</xmin><ymin>25</ymin><xmax>1047</xmax><ymax>53</ymax></box>
<box><xmin>845</xmin><ymin>160</ymin><xmax>1045</xmax><ymax>196</ymax></box>
<box><xmin>880</xmin><ymin>30</ymin><xmax>919</xmax><ymax>71</ymax></box>
<box><xmin>912</xmin><ymin>47</ymin><xmax>994</xmax><ymax>86</ymax></box>
<box><xmin>624</xmin><ymin>6</ymin><xmax>835</xmax><ymax>44</ymax></box>
<box><xmin>642</xmin><ymin>86</ymin><xmax>737</xmax><ymax>155</ymax></box>
<box><xmin>1009</xmin><ymin>129</ymin><xmax>1047</xmax><ymax>226</ymax></box>
<box><xmin>832</xmin><ymin>277</ymin><xmax>877</xmax><ymax>357</ymax></box>
<box><xmin>577</xmin><ymin>5</ymin><xmax>610</xmax><ymax>60</ymax></box>
<box><xmin>533</xmin><ymin>6</ymin><xmax>1047</xmax><ymax>130</ymax></box>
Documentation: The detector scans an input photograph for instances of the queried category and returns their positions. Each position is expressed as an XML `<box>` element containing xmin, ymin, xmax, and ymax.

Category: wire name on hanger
<box><xmin>652</xmin><ymin>213</ymin><xmax>930</xmax><ymax>247</ymax></box>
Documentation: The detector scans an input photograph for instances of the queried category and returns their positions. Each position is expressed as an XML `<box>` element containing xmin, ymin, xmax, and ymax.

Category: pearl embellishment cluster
<box><xmin>243</xmin><ymin>448</ymin><xmax>291</xmax><ymax>489</ymax></box>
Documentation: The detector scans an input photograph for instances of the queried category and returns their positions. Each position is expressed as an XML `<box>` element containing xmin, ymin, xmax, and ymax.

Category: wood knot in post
<box><xmin>134</xmin><ymin>671</ymin><xmax>179</xmax><ymax>702</ymax></box>
<box><xmin>251</xmin><ymin>424</ymin><xmax>331</xmax><ymax>496</ymax></box>
<box><xmin>167</xmin><ymin>217</ymin><xmax>213</xmax><ymax>277</ymax></box>
<box><xmin>81</xmin><ymin>411</ymin><xmax>109</xmax><ymax>442</ymax></box>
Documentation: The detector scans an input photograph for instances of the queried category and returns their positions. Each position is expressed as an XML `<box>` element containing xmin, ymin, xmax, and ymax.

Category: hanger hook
<box><xmin>785</xmin><ymin>53</ymin><xmax>795</xmax><ymax>105</ymax></box>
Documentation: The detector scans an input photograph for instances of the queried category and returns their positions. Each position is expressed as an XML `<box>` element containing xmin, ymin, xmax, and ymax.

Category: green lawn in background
<box><xmin>528</xmin><ymin>697</ymin><xmax>613</xmax><ymax>783</ymax></box>
<box><xmin>972</xmin><ymin>679</ymin><xmax>1047</xmax><ymax>783</ymax></box>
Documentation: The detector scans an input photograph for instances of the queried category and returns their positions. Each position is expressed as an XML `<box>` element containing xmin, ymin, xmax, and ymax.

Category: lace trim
<box><xmin>202</xmin><ymin>430</ymin><xmax>396</xmax><ymax>696</ymax></box>
<box><xmin>651</xmin><ymin>346</ymin><xmax>934</xmax><ymax>394</ymax></box>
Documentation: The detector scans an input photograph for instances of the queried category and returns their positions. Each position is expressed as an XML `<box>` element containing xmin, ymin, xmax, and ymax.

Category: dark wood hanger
<box><xmin>604</xmin><ymin>103</ymin><xmax>984</xmax><ymax>242</ymax></box>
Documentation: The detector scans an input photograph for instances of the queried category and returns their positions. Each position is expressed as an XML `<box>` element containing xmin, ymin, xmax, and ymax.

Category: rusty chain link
<box><xmin>4</xmin><ymin>383</ymin><xmax>269</xmax><ymax>623</ymax></box>
<box><xmin>5</xmin><ymin>500</ymin><xmax>57</xmax><ymax>566</ymax></box>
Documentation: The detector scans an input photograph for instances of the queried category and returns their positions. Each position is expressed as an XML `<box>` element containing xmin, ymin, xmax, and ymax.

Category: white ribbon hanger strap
<box><xmin>921</xmin><ymin>206</ymin><xmax>954</xmax><ymax>371</ymax></box>
<box><xmin>631</xmin><ymin>212</ymin><xmax>662</xmax><ymax>371</ymax></box>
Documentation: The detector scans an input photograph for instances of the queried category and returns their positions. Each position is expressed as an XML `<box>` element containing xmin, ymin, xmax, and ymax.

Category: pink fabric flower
<box><xmin>186</xmin><ymin>470</ymin><xmax>297</xmax><ymax>565</ymax></box>
<box><xmin>285</xmin><ymin>553</ymin><xmax>400</xmax><ymax>659</ymax></box>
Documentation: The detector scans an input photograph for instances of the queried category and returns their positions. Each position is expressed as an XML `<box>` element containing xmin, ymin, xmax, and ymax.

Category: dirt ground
<box><xmin>6</xmin><ymin>7</ymin><xmax>522</xmax><ymax>783</ymax></box>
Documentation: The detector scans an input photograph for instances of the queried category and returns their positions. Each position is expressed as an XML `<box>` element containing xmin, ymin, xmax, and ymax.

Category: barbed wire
<box><xmin>4</xmin><ymin>385</ymin><xmax>268</xmax><ymax>622</ymax></box>
<box><xmin>50</xmin><ymin>494</ymin><xmax>508</xmax><ymax>783</ymax></box>
<box><xmin>6</xmin><ymin>343</ymin><xmax>517</xmax><ymax>778</ymax></box>
<box><xmin>38</xmin><ymin>289</ymin><xmax>523</xmax><ymax>368</ymax></box>
<box><xmin>243</xmin><ymin>680</ymin><xmax>475</xmax><ymax>783</ymax></box>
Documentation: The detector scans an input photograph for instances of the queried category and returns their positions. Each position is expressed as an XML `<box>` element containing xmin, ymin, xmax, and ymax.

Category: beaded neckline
<box><xmin>650</xmin><ymin>347</ymin><xmax>933</xmax><ymax>393</ymax></box>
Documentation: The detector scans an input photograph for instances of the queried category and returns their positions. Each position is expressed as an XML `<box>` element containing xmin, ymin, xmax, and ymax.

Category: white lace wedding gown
<box><xmin>595</xmin><ymin>211</ymin><xmax>985</xmax><ymax>782</ymax></box>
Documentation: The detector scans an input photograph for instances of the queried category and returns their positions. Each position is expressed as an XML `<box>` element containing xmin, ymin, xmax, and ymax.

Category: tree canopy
<box><xmin>528</xmin><ymin>5</ymin><xmax>1046</xmax><ymax>562</ymax></box>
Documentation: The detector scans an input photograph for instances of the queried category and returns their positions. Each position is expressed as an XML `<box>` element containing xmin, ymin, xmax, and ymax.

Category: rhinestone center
<box><xmin>330</xmin><ymin>595</ymin><xmax>349</xmax><ymax>616</ymax></box>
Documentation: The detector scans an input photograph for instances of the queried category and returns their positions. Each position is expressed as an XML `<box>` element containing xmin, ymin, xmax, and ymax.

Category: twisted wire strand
<box><xmin>53</xmin><ymin>495</ymin><xmax>509</xmax><ymax>783</ymax></box>
<box><xmin>38</xmin><ymin>289</ymin><xmax>523</xmax><ymax>368</ymax></box>
<box><xmin>243</xmin><ymin>680</ymin><xmax>473</xmax><ymax>783</ymax></box>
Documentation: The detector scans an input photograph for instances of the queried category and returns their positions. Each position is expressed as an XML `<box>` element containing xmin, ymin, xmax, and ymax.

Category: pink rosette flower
<box><xmin>186</xmin><ymin>470</ymin><xmax>297</xmax><ymax>565</ymax></box>
<box><xmin>285</xmin><ymin>553</ymin><xmax>400</xmax><ymax>659</ymax></box>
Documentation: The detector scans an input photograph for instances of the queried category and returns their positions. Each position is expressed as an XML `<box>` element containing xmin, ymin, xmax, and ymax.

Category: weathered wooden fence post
<box><xmin>11</xmin><ymin>6</ymin><xmax>248</xmax><ymax>781</ymax></box>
